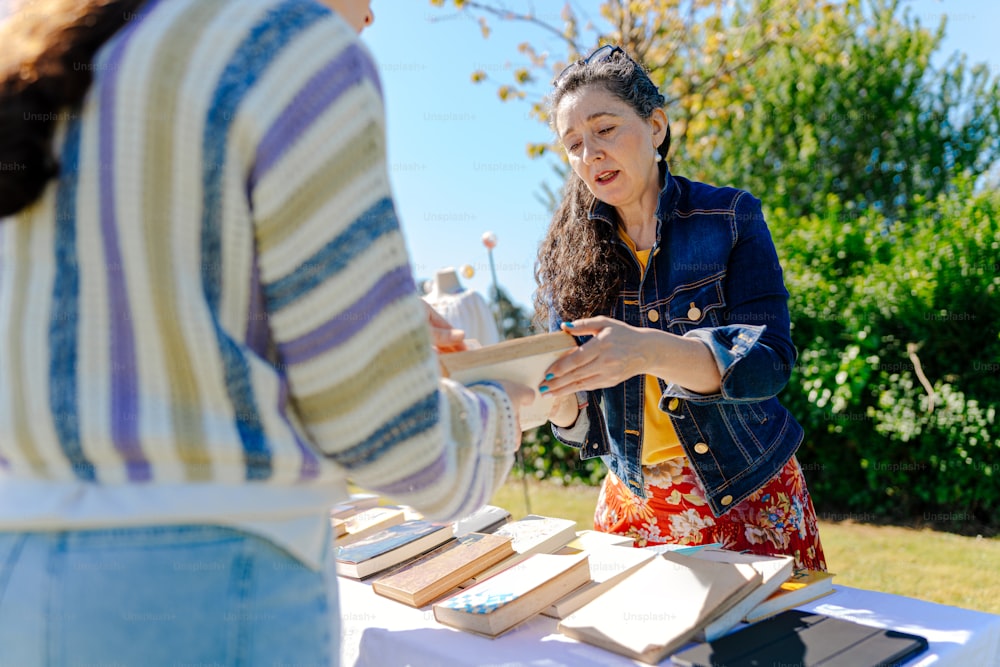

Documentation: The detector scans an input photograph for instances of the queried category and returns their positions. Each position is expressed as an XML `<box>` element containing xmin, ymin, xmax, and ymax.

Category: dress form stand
<box><xmin>422</xmin><ymin>267</ymin><xmax>500</xmax><ymax>346</ymax></box>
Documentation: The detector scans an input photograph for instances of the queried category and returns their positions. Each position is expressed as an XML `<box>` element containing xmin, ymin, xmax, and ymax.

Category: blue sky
<box><xmin>364</xmin><ymin>0</ymin><xmax>1000</xmax><ymax>313</ymax></box>
<box><xmin>3</xmin><ymin>1</ymin><xmax>988</xmax><ymax>310</ymax></box>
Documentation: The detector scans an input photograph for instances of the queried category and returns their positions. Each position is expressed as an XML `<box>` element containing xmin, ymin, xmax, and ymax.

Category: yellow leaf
<box><xmin>527</xmin><ymin>143</ymin><xmax>548</xmax><ymax>158</ymax></box>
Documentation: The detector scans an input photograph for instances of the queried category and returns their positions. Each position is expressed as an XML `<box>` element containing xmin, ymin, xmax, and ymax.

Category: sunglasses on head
<box><xmin>552</xmin><ymin>44</ymin><xmax>626</xmax><ymax>86</ymax></box>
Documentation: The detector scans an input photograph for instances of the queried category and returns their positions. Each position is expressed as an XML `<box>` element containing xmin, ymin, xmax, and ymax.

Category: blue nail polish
<box><xmin>561</xmin><ymin>321</ymin><xmax>575</xmax><ymax>329</ymax></box>
<box><xmin>545</xmin><ymin>373</ymin><xmax>555</xmax><ymax>381</ymax></box>
<box><xmin>539</xmin><ymin>386</ymin><xmax>549</xmax><ymax>393</ymax></box>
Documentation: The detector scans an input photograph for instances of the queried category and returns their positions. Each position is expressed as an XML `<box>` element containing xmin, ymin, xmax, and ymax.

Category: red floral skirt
<box><xmin>594</xmin><ymin>455</ymin><xmax>827</xmax><ymax>571</ymax></box>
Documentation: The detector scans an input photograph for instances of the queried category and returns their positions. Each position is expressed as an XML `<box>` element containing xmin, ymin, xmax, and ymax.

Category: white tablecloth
<box><xmin>337</xmin><ymin>576</ymin><xmax>1000</xmax><ymax>666</ymax></box>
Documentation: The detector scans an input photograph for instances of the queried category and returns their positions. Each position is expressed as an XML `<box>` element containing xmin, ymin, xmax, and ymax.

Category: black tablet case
<box><xmin>670</xmin><ymin>609</ymin><xmax>928</xmax><ymax>667</ymax></box>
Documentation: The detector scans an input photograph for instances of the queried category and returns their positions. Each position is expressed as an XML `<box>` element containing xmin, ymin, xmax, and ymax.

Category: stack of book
<box><xmin>541</xmin><ymin>544</ymin><xmax>655</xmax><ymax>619</ymax></box>
<box><xmin>330</xmin><ymin>492</ymin><xmax>381</xmax><ymax>538</ymax></box>
<box><xmin>683</xmin><ymin>547</ymin><xmax>796</xmax><ymax>640</ymax></box>
<box><xmin>452</xmin><ymin>504</ymin><xmax>512</xmax><ymax>537</ymax></box>
<box><xmin>335</xmin><ymin>498</ymin><xmax>852</xmax><ymax>664</ymax></box>
<box><xmin>336</xmin><ymin>506</ymin><xmax>408</xmax><ymax>547</ymax></box>
<box><xmin>743</xmin><ymin>567</ymin><xmax>837</xmax><ymax>622</ymax></box>
<box><xmin>372</xmin><ymin>532</ymin><xmax>515</xmax><ymax>607</ymax></box>
<box><xmin>456</xmin><ymin>514</ymin><xmax>578</xmax><ymax>588</ymax></box>
<box><xmin>557</xmin><ymin>552</ymin><xmax>763</xmax><ymax>664</ymax></box>
<box><xmin>432</xmin><ymin>552</ymin><xmax>591</xmax><ymax>638</ymax></box>
<box><xmin>335</xmin><ymin>519</ymin><xmax>455</xmax><ymax>579</ymax></box>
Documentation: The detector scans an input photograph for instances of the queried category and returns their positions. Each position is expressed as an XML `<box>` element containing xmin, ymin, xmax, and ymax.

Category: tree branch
<box><xmin>449</xmin><ymin>1</ymin><xmax>584</xmax><ymax>54</ymax></box>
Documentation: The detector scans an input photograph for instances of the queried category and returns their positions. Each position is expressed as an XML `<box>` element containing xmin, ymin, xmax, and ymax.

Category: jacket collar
<box><xmin>585</xmin><ymin>164</ymin><xmax>681</xmax><ymax>245</ymax></box>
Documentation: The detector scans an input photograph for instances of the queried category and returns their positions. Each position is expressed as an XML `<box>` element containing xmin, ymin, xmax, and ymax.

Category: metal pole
<box><xmin>481</xmin><ymin>231</ymin><xmax>530</xmax><ymax>514</ymax></box>
<box><xmin>482</xmin><ymin>232</ymin><xmax>503</xmax><ymax>336</ymax></box>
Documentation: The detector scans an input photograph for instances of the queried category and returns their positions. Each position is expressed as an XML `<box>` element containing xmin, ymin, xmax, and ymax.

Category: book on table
<box><xmin>335</xmin><ymin>519</ymin><xmax>455</xmax><ymax>580</ymax></box>
<box><xmin>432</xmin><ymin>552</ymin><xmax>591</xmax><ymax>638</ymax></box>
<box><xmin>557</xmin><ymin>552</ymin><xmax>762</xmax><ymax>665</ymax></box>
<box><xmin>452</xmin><ymin>504</ymin><xmax>512</xmax><ymax>537</ymax></box>
<box><xmin>336</xmin><ymin>506</ymin><xmax>407</xmax><ymax>547</ymax></box>
<box><xmin>744</xmin><ymin>568</ymin><xmax>836</xmax><ymax>623</ymax></box>
<box><xmin>562</xmin><ymin>529</ymin><xmax>635</xmax><ymax>551</ymax></box>
<box><xmin>439</xmin><ymin>331</ymin><xmax>578</xmax><ymax>430</ymax></box>
<box><xmin>682</xmin><ymin>547</ymin><xmax>796</xmax><ymax>640</ymax></box>
<box><xmin>329</xmin><ymin>492</ymin><xmax>380</xmax><ymax>520</ymax></box>
<box><xmin>492</xmin><ymin>514</ymin><xmax>578</xmax><ymax>555</ymax></box>
<box><xmin>541</xmin><ymin>544</ymin><xmax>656</xmax><ymax>619</ymax></box>
<box><xmin>457</xmin><ymin>514</ymin><xmax>579</xmax><ymax>588</ymax></box>
<box><xmin>670</xmin><ymin>609</ymin><xmax>928</xmax><ymax>667</ymax></box>
<box><xmin>372</xmin><ymin>532</ymin><xmax>515</xmax><ymax>608</ymax></box>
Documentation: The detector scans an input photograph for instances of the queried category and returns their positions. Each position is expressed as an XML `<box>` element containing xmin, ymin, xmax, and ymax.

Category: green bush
<box><xmin>514</xmin><ymin>424</ymin><xmax>605</xmax><ymax>487</ymax></box>
<box><xmin>774</xmin><ymin>179</ymin><xmax>1000</xmax><ymax>528</ymax></box>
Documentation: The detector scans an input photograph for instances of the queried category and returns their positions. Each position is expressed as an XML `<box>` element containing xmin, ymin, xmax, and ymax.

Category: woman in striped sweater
<box><xmin>0</xmin><ymin>0</ymin><xmax>526</xmax><ymax>664</ymax></box>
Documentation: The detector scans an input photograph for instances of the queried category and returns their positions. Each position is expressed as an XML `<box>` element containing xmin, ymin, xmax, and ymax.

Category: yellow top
<box><xmin>617</xmin><ymin>230</ymin><xmax>685</xmax><ymax>464</ymax></box>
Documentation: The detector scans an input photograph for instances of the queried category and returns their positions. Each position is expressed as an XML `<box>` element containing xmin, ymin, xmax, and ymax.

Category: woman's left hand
<box><xmin>540</xmin><ymin>316</ymin><xmax>651</xmax><ymax>397</ymax></box>
<box><xmin>425</xmin><ymin>302</ymin><xmax>466</xmax><ymax>353</ymax></box>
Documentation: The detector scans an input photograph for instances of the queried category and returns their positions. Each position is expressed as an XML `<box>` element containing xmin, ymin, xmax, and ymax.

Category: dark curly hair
<box><xmin>533</xmin><ymin>47</ymin><xmax>670</xmax><ymax>327</ymax></box>
<box><xmin>0</xmin><ymin>0</ymin><xmax>147</xmax><ymax>218</ymax></box>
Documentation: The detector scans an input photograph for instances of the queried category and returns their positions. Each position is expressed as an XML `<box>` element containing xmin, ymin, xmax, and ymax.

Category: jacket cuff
<box><xmin>662</xmin><ymin>325</ymin><xmax>765</xmax><ymax>403</ymax></box>
<box><xmin>553</xmin><ymin>414</ymin><xmax>590</xmax><ymax>446</ymax></box>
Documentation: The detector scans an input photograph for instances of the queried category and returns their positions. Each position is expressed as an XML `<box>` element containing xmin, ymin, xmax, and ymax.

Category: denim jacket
<box><xmin>551</xmin><ymin>169</ymin><xmax>804</xmax><ymax>517</ymax></box>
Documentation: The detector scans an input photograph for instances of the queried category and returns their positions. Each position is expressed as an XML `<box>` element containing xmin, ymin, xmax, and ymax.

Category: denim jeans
<box><xmin>0</xmin><ymin>524</ymin><xmax>338</xmax><ymax>666</ymax></box>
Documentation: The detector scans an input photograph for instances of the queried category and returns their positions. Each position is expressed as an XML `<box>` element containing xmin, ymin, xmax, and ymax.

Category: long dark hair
<box><xmin>533</xmin><ymin>47</ymin><xmax>670</xmax><ymax>327</ymax></box>
<box><xmin>0</xmin><ymin>0</ymin><xmax>146</xmax><ymax>217</ymax></box>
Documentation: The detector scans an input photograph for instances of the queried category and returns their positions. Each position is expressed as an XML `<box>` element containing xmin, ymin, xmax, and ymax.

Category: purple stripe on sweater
<box><xmin>276</xmin><ymin>265</ymin><xmax>412</xmax><ymax>366</ymax></box>
<box><xmin>249</xmin><ymin>43</ymin><xmax>379</xmax><ymax>189</ymax></box>
<box><xmin>375</xmin><ymin>449</ymin><xmax>448</xmax><ymax>497</ymax></box>
<box><xmin>98</xmin><ymin>7</ymin><xmax>160</xmax><ymax>482</ymax></box>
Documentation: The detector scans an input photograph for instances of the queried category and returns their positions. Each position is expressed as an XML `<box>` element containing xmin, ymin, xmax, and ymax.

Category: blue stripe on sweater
<box><xmin>264</xmin><ymin>197</ymin><xmax>398</xmax><ymax>312</ymax></box>
<box><xmin>201</xmin><ymin>0</ymin><xmax>328</xmax><ymax>480</ymax></box>
<box><xmin>327</xmin><ymin>392</ymin><xmax>439</xmax><ymax>469</ymax></box>
<box><xmin>50</xmin><ymin>117</ymin><xmax>96</xmax><ymax>482</ymax></box>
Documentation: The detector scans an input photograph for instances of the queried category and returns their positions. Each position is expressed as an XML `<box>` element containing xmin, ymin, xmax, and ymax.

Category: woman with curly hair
<box><xmin>537</xmin><ymin>45</ymin><xmax>826</xmax><ymax>571</ymax></box>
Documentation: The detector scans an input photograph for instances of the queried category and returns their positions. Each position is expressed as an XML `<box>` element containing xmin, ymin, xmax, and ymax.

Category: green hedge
<box><xmin>774</xmin><ymin>180</ymin><xmax>1000</xmax><ymax>529</ymax></box>
<box><xmin>515</xmin><ymin>181</ymin><xmax>1000</xmax><ymax>531</ymax></box>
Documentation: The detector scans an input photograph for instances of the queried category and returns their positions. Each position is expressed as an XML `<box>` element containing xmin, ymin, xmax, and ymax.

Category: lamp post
<box><xmin>481</xmin><ymin>231</ymin><xmax>503</xmax><ymax>340</ymax></box>
<box><xmin>481</xmin><ymin>230</ymin><xmax>530</xmax><ymax>513</ymax></box>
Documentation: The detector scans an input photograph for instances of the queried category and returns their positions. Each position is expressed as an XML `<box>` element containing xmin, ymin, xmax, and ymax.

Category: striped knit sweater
<box><xmin>0</xmin><ymin>0</ymin><xmax>519</xmax><ymax>541</ymax></box>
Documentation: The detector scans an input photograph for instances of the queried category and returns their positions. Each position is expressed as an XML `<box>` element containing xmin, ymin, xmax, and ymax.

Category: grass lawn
<box><xmin>490</xmin><ymin>477</ymin><xmax>1000</xmax><ymax>615</ymax></box>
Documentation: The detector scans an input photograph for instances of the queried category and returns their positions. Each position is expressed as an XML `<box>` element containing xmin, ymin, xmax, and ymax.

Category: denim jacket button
<box><xmin>720</xmin><ymin>494</ymin><xmax>734</xmax><ymax>506</ymax></box>
<box><xmin>667</xmin><ymin>397</ymin><xmax>680</xmax><ymax>411</ymax></box>
<box><xmin>687</xmin><ymin>302</ymin><xmax>702</xmax><ymax>320</ymax></box>
<box><xmin>647</xmin><ymin>309</ymin><xmax>660</xmax><ymax>323</ymax></box>
<box><xmin>694</xmin><ymin>442</ymin><xmax>709</xmax><ymax>455</ymax></box>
